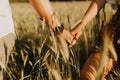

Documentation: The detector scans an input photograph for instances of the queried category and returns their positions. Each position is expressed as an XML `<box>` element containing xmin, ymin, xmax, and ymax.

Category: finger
<box><xmin>70</xmin><ymin>32</ymin><xmax>75</xmax><ymax>38</ymax></box>
<box><xmin>75</xmin><ymin>31</ymin><xmax>82</xmax><ymax>40</ymax></box>
<box><xmin>71</xmin><ymin>39</ymin><xmax>76</xmax><ymax>45</ymax></box>
<box><xmin>68</xmin><ymin>39</ymin><xmax>76</xmax><ymax>48</ymax></box>
<box><xmin>67</xmin><ymin>32</ymin><xmax>77</xmax><ymax>47</ymax></box>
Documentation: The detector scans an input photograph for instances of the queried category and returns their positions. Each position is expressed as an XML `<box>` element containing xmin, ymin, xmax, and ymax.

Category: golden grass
<box><xmin>5</xmin><ymin>1</ymin><xmax>119</xmax><ymax>80</ymax></box>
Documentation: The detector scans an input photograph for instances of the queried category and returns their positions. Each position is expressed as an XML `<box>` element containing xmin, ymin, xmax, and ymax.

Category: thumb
<box><xmin>68</xmin><ymin>38</ymin><xmax>76</xmax><ymax>48</ymax></box>
<box><xmin>75</xmin><ymin>31</ymin><xmax>82</xmax><ymax>40</ymax></box>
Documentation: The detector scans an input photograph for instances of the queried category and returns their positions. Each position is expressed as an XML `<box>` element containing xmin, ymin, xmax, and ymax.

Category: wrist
<box><xmin>77</xmin><ymin>21</ymin><xmax>86</xmax><ymax>32</ymax></box>
<box><xmin>49</xmin><ymin>13</ymin><xmax>64</xmax><ymax>35</ymax></box>
<box><xmin>48</xmin><ymin>12</ymin><xmax>61</xmax><ymax>29</ymax></box>
<box><xmin>80</xmin><ymin>21</ymin><xmax>86</xmax><ymax>27</ymax></box>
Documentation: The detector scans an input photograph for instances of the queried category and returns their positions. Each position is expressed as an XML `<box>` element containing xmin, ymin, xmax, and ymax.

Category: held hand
<box><xmin>56</xmin><ymin>29</ymin><xmax>74</xmax><ymax>47</ymax></box>
<box><xmin>69</xmin><ymin>30</ymin><xmax>82</xmax><ymax>47</ymax></box>
<box><xmin>70</xmin><ymin>22</ymin><xmax>84</xmax><ymax>46</ymax></box>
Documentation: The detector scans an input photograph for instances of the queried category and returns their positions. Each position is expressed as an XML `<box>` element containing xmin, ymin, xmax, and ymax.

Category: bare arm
<box><xmin>29</xmin><ymin>0</ymin><xmax>61</xmax><ymax>29</ymax></box>
<box><xmin>71</xmin><ymin>0</ymin><xmax>106</xmax><ymax>40</ymax></box>
<box><xmin>29</xmin><ymin>0</ymin><xmax>74</xmax><ymax>45</ymax></box>
<box><xmin>81</xmin><ymin>0</ymin><xmax>106</xmax><ymax>26</ymax></box>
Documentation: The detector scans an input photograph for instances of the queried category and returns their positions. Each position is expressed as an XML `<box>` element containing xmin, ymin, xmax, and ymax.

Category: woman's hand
<box><xmin>70</xmin><ymin>24</ymin><xmax>83</xmax><ymax>40</ymax></box>
<box><xmin>69</xmin><ymin>21</ymin><xmax>84</xmax><ymax>47</ymax></box>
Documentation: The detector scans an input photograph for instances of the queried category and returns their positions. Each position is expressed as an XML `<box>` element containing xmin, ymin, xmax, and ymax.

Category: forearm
<box><xmin>77</xmin><ymin>0</ymin><xmax>106</xmax><ymax>31</ymax></box>
<box><xmin>74</xmin><ymin>0</ymin><xmax>106</xmax><ymax>32</ymax></box>
<box><xmin>70</xmin><ymin>0</ymin><xmax>106</xmax><ymax>40</ymax></box>
<box><xmin>29</xmin><ymin>0</ymin><xmax>61</xmax><ymax>29</ymax></box>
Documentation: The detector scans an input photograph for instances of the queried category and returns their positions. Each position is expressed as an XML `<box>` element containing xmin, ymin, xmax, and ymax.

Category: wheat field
<box><xmin>5</xmin><ymin>1</ymin><xmax>119</xmax><ymax>80</ymax></box>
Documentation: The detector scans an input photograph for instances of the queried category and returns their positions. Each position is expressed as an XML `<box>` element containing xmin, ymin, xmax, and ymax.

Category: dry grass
<box><xmin>4</xmin><ymin>1</ymin><xmax>119</xmax><ymax>80</ymax></box>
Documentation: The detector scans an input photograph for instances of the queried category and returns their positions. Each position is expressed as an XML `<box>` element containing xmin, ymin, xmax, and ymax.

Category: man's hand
<box><xmin>56</xmin><ymin>29</ymin><xmax>74</xmax><ymax>47</ymax></box>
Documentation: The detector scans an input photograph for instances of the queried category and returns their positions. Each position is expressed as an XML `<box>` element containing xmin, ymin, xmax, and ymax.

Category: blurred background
<box><xmin>10</xmin><ymin>0</ymin><xmax>90</xmax><ymax>2</ymax></box>
<box><xmin>6</xmin><ymin>0</ymin><xmax>120</xmax><ymax>80</ymax></box>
